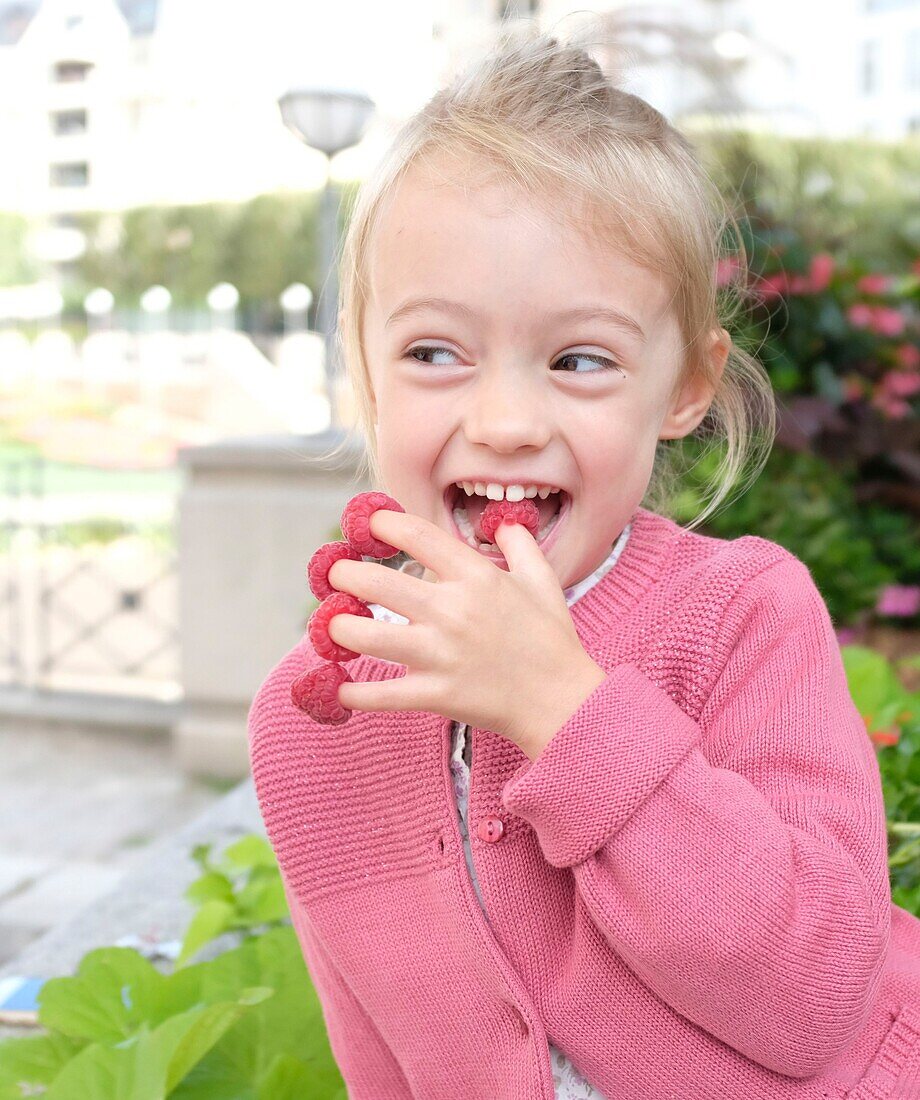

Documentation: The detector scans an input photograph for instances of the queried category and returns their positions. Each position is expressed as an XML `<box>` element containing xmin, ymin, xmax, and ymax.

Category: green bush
<box><xmin>670</xmin><ymin>437</ymin><xmax>920</xmax><ymax>627</ymax></box>
<box><xmin>0</xmin><ymin>836</ymin><xmax>346</xmax><ymax>1099</ymax></box>
<box><xmin>843</xmin><ymin>646</ymin><xmax>920</xmax><ymax>912</ymax></box>
<box><xmin>695</xmin><ymin>129</ymin><xmax>920</xmax><ymax>267</ymax></box>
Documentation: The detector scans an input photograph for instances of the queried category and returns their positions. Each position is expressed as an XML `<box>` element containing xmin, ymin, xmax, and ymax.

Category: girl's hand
<box><xmin>325</xmin><ymin>508</ymin><xmax>606</xmax><ymax>761</ymax></box>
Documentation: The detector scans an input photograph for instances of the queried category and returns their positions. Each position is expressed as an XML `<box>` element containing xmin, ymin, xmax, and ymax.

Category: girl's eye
<box><xmin>552</xmin><ymin>352</ymin><xmax>625</xmax><ymax>376</ymax></box>
<box><xmin>403</xmin><ymin>346</ymin><xmax>625</xmax><ymax>376</ymax></box>
<box><xmin>404</xmin><ymin>346</ymin><xmax>459</xmax><ymax>367</ymax></box>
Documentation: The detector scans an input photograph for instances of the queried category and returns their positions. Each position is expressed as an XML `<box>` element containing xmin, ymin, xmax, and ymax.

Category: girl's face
<box><xmin>361</xmin><ymin>154</ymin><xmax>727</xmax><ymax>590</ymax></box>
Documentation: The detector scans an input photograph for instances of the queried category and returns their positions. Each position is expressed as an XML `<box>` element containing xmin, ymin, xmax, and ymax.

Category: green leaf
<box><xmin>235</xmin><ymin>876</ymin><xmax>289</xmax><ymax>926</ymax></box>
<box><xmin>45</xmin><ymin>995</ymin><xmax>261</xmax><ymax>1100</ymax></box>
<box><xmin>168</xmin><ymin>928</ymin><xmax>342</xmax><ymax>1098</ymax></box>
<box><xmin>176</xmin><ymin>900</ymin><xmax>236</xmax><ymax>967</ymax></box>
<box><xmin>185</xmin><ymin>871</ymin><xmax>235</xmax><ymax>907</ymax></box>
<box><xmin>38</xmin><ymin>948</ymin><xmax>165</xmax><ymax>1042</ymax></box>
<box><xmin>219</xmin><ymin>836</ymin><xmax>278</xmax><ymax>873</ymax></box>
<box><xmin>0</xmin><ymin>1031</ymin><xmax>85</xmax><ymax>1089</ymax></box>
<box><xmin>164</xmin><ymin>991</ymin><xmax>272</xmax><ymax>1093</ymax></box>
<box><xmin>841</xmin><ymin>645</ymin><xmax>907</xmax><ymax>715</ymax></box>
<box><xmin>257</xmin><ymin>1052</ymin><xmax>348</xmax><ymax>1100</ymax></box>
<box><xmin>190</xmin><ymin>844</ymin><xmax>214</xmax><ymax>872</ymax></box>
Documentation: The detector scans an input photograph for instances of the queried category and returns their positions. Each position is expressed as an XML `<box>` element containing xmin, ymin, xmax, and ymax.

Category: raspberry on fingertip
<box><xmin>291</xmin><ymin>662</ymin><xmax>353</xmax><ymax>724</ymax></box>
<box><xmin>341</xmin><ymin>491</ymin><xmax>405</xmax><ymax>558</ymax></box>
<box><xmin>308</xmin><ymin>592</ymin><xmax>374</xmax><ymax>663</ymax></box>
<box><xmin>307</xmin><ymin>541</ymin><xmax>363</xmax><ymax>601</ymax></box>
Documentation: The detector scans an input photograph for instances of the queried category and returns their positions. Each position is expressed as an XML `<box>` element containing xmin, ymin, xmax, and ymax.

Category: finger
<box><xmin>337</xmin><ymin>670</ymin><xmax>441</xmax><ymax>715</ymax></box>
<box><xmin>492</xmin><ymin>518</ymin><xmax>554</xmax><ymax>578</ymax></box>
<box><xmin>369</xmin><ymin>508</ymin><xmax>488</xmax><ymax>583</ymax></box>
<box><xmin>328</xmin><ymin>613</ymin><xmax>425</xmax><ymax>668</ymax></box>
<box><xmin>327</xmin><ymin>558</ymin><xmax>435</xmax><ymax>622</ymax></box>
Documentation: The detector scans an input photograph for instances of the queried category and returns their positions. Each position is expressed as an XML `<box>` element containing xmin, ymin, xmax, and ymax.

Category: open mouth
<box><xmin>442</xmin><ymin>484</ymin><xmax>571</xmax><ymax>555</ymax></box>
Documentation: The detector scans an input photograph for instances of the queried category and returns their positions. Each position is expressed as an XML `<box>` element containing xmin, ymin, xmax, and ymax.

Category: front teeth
<box><xmin>454</xmin><ymin>481</ymin><xmax>562</xmax><ymax>501</ymax></box>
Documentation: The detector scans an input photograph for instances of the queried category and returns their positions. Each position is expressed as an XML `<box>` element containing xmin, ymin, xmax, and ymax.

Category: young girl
<box><xmin>248</xmin><ymin>25</ymin><xmax>920</xmax><ymax>1100</ymax></box>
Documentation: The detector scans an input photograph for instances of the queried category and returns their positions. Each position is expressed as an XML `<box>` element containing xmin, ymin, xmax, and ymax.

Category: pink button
<box><xmin>477</xmin><ymin>816</ymin><xmax>505</xmax><ymax>843</ymax></box>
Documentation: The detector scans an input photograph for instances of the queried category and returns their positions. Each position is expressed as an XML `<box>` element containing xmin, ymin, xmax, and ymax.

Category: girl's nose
<box><xmin>462</xmin><ymin>369</ymin><xmax>552</xmax><ymax>452</ymax></box>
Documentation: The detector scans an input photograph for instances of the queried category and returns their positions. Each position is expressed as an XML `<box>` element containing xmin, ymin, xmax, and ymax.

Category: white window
<box><xmin>861</xmin><ymin>38</ymin><xmax>881</xmax><ymax>93</ymax></box>
<box><xmin>50</xmin><ymin>162</ymin><xmax>89</xmax><ymax>188</ymax></box>
<box><xmin>52</xmin><ymin>60</ymin><xmax>93</xmax><ymax>83</ymax></box>
<box><xmin>908</xmin><ymin>28</ymin><xmax>920</xmax><ymax>91</ymax></box>
<box><xmin>50</xmin><ymin>109</ymin><xmax>87</xmax><ymax>136</ymax></box>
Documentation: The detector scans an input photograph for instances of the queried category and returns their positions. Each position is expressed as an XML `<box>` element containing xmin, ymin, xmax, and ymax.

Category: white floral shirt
<box><xmin>368</xmin><ymin>525</ymin><xmax>632</xmax><ymax>1099</ymax></box>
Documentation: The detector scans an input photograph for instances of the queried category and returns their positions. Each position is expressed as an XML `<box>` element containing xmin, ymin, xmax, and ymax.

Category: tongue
<box><xmin>464</xmin><ymin>493</ymin><xmax>561</xmax><ymax>541</ymax></box>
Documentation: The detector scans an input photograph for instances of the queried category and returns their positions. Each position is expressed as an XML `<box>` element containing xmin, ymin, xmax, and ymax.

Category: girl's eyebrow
<box><xmin>385</xmin><ymin>296</ymin><xmax>646</xmax><ymax>343</ymax></box>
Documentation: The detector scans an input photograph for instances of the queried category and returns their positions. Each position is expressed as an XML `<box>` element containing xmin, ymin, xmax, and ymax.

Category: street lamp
<box><xmin>278</xmin><ymin>87</ymin><xmax>375</xmax><ymax>431</ymax></box>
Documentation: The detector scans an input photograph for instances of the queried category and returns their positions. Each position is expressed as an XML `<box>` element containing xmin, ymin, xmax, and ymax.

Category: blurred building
<box><xmin>437</xmin><ymin>0</ymin><xmax>920</xmax><ymax>140</ymax></box>
<box><xmin>0</xmin><ymin>0</ymin><xmax>916</xmax><ymax>242</ymax></box>
<box><xmin>0</xmin><ymin>0</ymin><xmax>431</xmax><ymax>264</ymax></box>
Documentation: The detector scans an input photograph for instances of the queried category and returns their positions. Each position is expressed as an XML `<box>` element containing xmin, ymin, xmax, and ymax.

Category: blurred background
<box><xmin>0</xmin><ymin>0</ymin><xmax>918</xmax><ymax>1084</ymax></box>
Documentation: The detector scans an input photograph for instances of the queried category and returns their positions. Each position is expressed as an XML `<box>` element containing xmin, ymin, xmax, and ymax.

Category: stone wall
<box><xmin>174</xmin><ymin>428</ymin><xmax>370</xmax><ymax>777</ymax></box>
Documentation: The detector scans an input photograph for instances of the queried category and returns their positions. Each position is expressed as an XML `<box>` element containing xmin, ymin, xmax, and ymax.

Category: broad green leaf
<box><xmin>235</xmin><ymin>875</ymin><xmax>289</xmax><ymax>925</ymax></box>
<box><xmin>257</xmin><ymin>1052</ymin><xmax>348</xmax><ymax>1100</ymax></box>
<box><xmin>38</xmin><ymin>948</ymin><xmax>164</xmax><ymax>1042</ymax></box>
<box><xmin>164</xmin><ymin>990</ymin><xmax>271</xmax><ymax>1093</ymax></box>
<box><xmin>185</xmin><ymin>871</ymin><xmax>235</xmax><ymax>906</ymax></box>
<box><xmin>46</xmin><ymin>996</ymin><xmax>261</xmax><ymax>1100</ymax></box>
<box><xmin>176</xmin><ymin>901</ymin><xmax>235</xmax><ymax>968</ymax></box>
<box><xmin>220</xmin><ymin>836</ymin><xmax>277</xmax><ymax>872</ymax></box>
<box><xmin>842</xmin><ymin>646</ymin><xmax>907</xmax><ymax>715</ymax></box>
<box><xmin>0</xmin><ymin>1031</ymin><xmax>85</xmax><ymax>1088</ymax></box>
<box><xmin>169</xmin><ymin>928</ymin><xmax>341</xmax><ymax>1098</ymax></box>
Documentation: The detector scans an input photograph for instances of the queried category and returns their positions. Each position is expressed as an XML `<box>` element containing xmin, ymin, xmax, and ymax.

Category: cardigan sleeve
<box><xmin>281</xmin><ymin>874</ymin><xmax>414</xmax><ymax>1100</ymax></box>
<box><xmin>500</xmin><ymin>554</ymin><xmax>892</xmax><ymax>1080</ymax></box>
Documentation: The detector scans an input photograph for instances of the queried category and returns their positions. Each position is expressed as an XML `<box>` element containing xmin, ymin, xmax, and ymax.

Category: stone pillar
<box><xmin>175</xmin><ymin>430</ymin><xmax>369</xmax><ymax>778</ymax></box>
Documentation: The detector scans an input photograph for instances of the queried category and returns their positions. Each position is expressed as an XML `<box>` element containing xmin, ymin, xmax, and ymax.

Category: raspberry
<box><xmin>480</xmin><ymin>497</ymin><xmax>540</xmax><ymax>543</ymax></box>
<box><xmin>308</xmin><ymin>592</ymin><xmax>374</xmax><ymax>663</ymax></box>
<box><xmin>291</xmin><ymin>661</ymin><xmax>353</xmax><ymax>724</ymax></box>
<box><xmin>307</xmin><ymin>540</ymin><xmax>363</xmax><ymax>601</ymax></box>
<box><xmin>341</xmin><ymin>491</ymin><xmax>405</xmax><ymax>558</ymax></box>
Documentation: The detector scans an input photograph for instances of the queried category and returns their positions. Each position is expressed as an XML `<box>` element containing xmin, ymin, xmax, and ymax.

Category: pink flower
<box><xmin>857</xmin><ymin>274</ymin><xmax>892</xmax><ymax>295</ymax></box>
<box><xmin>809</xmin><ymin>252</ymin><xmax>835</xmax><ymax>292</ymax></box>
<box><xmin>871</xmin><ymin>392</ymin><xmax>912</xmax><ymax>418</ymax></box>
<box><xmin>876</xmin><ymin>585</ymin><xmax>920</xmax><ymax>617</ymax></box>
<box><xmin>895</xmin><ymin>343</ymin><xmax>920</xmax><ymax>370</ymax></box>
<box><xmin>848</xmin><ymin>303</ymin><xmax>874</xmax><ymax>328</ymax></box>
<box><xmin>870</xmin><ymin>307</ymin><xmax>906</xmax><ymax>337</ymax></box>
<box><xmin>715</xmin><ymin>256</ymin><xmax>741</xmax><ymax>287</ymax></box>
<box><xmin>759</xmin><ymin>272</ymin><xmax>789</xmax><ymax>301</ymax></box>
<box><xmin>789</xmin><ymin>274</ymin><xmax>811</xmax><ymax>294</ymax></box>
<box><xmin>835</xmin><ymin>627</ymin><xmax>860</xmax><ymax>645</ymax></box>
<box><xmin>881</xmin><ymin>369</ymin><xmax>920</xmax><ymax>398</ymax></box>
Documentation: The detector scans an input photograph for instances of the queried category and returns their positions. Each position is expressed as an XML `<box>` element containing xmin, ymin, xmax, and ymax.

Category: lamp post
<box><xmin>277</xmin><ymin>87</ymin><xmax>375</xmax><ymax>431</ymax></box>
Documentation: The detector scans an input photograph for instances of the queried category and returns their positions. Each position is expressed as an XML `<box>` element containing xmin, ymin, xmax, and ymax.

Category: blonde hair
<box><xmin>318</xmin><ymin>20</ymin><xmax>775</xmax><ymax>532</ymax></box>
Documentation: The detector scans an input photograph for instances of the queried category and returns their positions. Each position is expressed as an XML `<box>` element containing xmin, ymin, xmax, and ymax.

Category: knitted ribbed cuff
<box><xmin>500</xmin><ymin>663</ymin><xmax>700</xmax><ymax>868</ymax></box>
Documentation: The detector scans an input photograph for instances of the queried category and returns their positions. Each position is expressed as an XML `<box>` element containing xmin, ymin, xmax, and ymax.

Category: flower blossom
<box><xmin>876</xmin><ymin>585</ymin><xmax>920</xmax><ymax>617</ymax></box>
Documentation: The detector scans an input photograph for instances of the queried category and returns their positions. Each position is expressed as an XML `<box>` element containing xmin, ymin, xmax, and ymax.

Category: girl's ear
<box><xmin>659</xmin><ymin>327</ymin><xmax>732</xmax><ymax>441</ymax></box>
<box><xmin>708</xmin><ymin>326</ymin><xmax>731</xmax><ymax>385</ymax></box>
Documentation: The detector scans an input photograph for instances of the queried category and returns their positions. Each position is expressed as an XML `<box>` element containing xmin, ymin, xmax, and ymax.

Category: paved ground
<box><xmin>0</xmin><ymin>725</ymin><xmax>224</xmax><ymax>968</ymax></box>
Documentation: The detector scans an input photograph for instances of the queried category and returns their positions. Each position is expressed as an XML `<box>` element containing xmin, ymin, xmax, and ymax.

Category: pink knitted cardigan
<box><xmin>248</xmin><ymin>505</ymin><xmax>920</xmax><ymax>1099</ymax></box>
